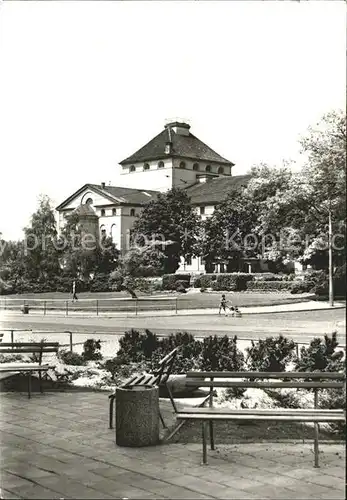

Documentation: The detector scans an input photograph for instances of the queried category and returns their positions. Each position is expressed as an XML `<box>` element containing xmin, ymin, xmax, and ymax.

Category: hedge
<box><xmin>194</xmin><ymin>274</ymin><xmax>217</xmax><ymax>288</ymax></box>
<box><xmin>212</xmin><ymin>273</ymin><xmax>254</xmax><ymax>291</ymax></box>
<box><xmin>162</xmin><ymin>274</ymin><xmax>191</xmax><ymax>290</ymax></box>
<box><xmin>246</xmin><ymin>281</ymin><xmax>293</xmax><ymax>291</ymax></box>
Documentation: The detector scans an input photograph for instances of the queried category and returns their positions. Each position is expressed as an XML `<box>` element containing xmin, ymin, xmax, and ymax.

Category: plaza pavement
<box><xmin>0</xmin><ymin>391</ymin><xmax>345</xmax><ymax>499</ymax></box>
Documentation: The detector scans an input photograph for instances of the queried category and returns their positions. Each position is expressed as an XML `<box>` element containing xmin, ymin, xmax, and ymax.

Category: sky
<box><xmin>0</xmin><ymin>0</ymin><xmax>345</xmax><ymax>240</ymax></box>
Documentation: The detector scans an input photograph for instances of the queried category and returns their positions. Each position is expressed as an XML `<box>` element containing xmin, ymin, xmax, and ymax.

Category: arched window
<box><xmin>205</xmin><ymin>165</ymin><xmax>211</xmax><ymax>173</ymax></box>
<box><xmin>130</xmin><ymin>165</ymin><xmax>136</xmax><ymax>172</ymax></box>
<box><xmin>130</xmin><ymin>208</ymin><xmax>136</xmax><ymax>217</ymax></box>
<box><xmin>193</xmin><ymin>163</ymin><xmax>199</xmax><ymax>171</ymax></box>
<box><xmin>179</xmin><ymin>161</ymin><xmax>186</xmax><ymax>169</ymax></box>
<box><xmin>158</xmin><ymin>161</ymin><xmax>164</xmax><ymax>168</ymax></box>
<box><xmin>218</xmin><ymin>166</ymin><xmax>224</xmax><ymax>174</ymax></box>
<box><xmin>101</xmin><ymin>209</ymin><xmax>105</xmax><ymax>216</ymax></box>
<box><xmin>85</xmin><ymin>198</ymin><xmax>93</xmax><ymax>205</ymax></box>
<box><xmin>143</xmin><ymin>163</ymin><xmax>150</xmax><ymax>171</ymax></box>
<box><xmin>100</xmin><ymin>225</ymin><xmax>106</xmax><ymax>237</ymax></box>
<box><xmin>112</xmin><ymin>208</ymin><xmax>117</xmax><ymax>216</ymax></box>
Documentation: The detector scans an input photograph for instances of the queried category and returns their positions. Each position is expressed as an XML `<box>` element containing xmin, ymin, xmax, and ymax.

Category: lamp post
<box><xmin>328</xmin><ymin>208</ymin><xmax>334</xmax><ymax>307</ymax></box>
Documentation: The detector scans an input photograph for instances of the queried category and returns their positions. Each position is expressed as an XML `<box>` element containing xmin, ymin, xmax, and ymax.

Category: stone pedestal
<box><xmin>115</xmin><ymin>385</ymin><xmax>159</xmax><ymax>447</ymax></box>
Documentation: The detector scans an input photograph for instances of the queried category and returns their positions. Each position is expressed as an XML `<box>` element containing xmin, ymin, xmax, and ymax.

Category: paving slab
<box><xmin>0</xmin><ymin>391</ymin><xmax>345</xmax><ymax>499</ymax></box>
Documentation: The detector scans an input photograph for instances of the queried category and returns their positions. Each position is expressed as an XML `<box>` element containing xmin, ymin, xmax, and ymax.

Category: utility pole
<box><xmin>328</xmin><ymin>208</ymin><xmax>334</xmax><ymax>307</ymax></box>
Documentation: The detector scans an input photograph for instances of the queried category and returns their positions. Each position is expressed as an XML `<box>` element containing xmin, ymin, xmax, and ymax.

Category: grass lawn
<box><xmin>0</xmin><ymin>290</ymin><xmax>316</xmax><ymax>312</ymax></box>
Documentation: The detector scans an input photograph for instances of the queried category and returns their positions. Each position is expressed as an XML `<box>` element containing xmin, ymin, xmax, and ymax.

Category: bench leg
<box><xmin>159</xmin><ymin>410</ymin><xmax>167</xmax><ymax>429</ymax></box>
<box><xmin>39</xmin><ymin>371</ymin><xmax>43</xmax><ymax>393</ymax></box>
<box><xmin>28</xmin><ymin>373</ymin><xmax>31</xmax><ymax>399</ymax></box>
<box><xmin>209</xmin><ymin>420</ymin><xmax>215</xmax><ymax>450</ymax></box>
<box><xmin>109</xmin><ymin>395</ymin><xmax>115</xmax><ymax>429</ymax></box>
<box><xmin>202</xmin><ymin>422</ymin><xmax>208</xmax><ymax>465</ymax></box>
<box><xmin>314</xmin><ymin>422</ymin><xmax>320</xmax><ymax>468</ymax></box>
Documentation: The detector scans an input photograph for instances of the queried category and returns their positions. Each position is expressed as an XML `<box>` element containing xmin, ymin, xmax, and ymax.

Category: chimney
<box><xmin>101</xmin><ymin>182</ymin><xmax>106</xmax><ymax>189</ymax></box>
<box><xmin>165</xmin><ymin>121</ymin><xmax>190</xmax><ymax>136</ymax></box>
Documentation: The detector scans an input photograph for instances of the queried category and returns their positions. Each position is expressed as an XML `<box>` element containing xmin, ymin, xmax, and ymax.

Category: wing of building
<box><xmin>56</xmin><ymin>121</ymin><xmax>251</xmax><ymax>272</ymax></box>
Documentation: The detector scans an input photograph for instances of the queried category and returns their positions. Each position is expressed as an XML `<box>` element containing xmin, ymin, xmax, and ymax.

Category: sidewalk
<box><xmin>1</xmin><ymin>300</ymin><xmax>345</xmax><ymax>319</ymax></box>
<box><xmin>0</xmin><ymin>392</ymin><xmax>345</xmax><ymax>499</ymax></box>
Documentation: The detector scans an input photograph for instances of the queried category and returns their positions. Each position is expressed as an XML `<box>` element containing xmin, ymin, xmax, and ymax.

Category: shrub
<box><xmin>200</xmin><ymin>335</ymin><xmax>245</xmax><ymax>372</ymax></box>
<box><xmin>246</xmin><ymin>335</ymin><xmax>296</xmax><ymax>372</ymax></box>
<box><xmin>295</xmin><ymin>331</ymin><xmax>345</xmax><ymax>373</ymax></box>
<box><xmin>194</xmin><ymin>274</ymin><xmax>217</xmax><ymax>288</ymax></box>
<box><xmin>0</xmin><ymin>353</ymin><xmax>25</xmax><ymax>363</ymax></box>
<box><xmin>108</xmin><ymin>270</ymin><xmax>123</xmax><ymax>291</ymax></box>
<box><xmin>102</xmin><ymin>356</ymin><xmax>134</xmax><ymax>380</ymax></box>
<box><xmin>162</xmin><ymin>274</ymin><xmax>191</xmax><ymax>291</ymax></box>
<box><xmin>90</xmin><ymin>274</ymin><xmax>110</xmax><ymax>292</ymax></box>
<box><xmin>59</xmin><ymin>350</ymin><xmax>86</xmax><ymax>366</ymax></box>
<box><xmin>246</xmin><ymin>281</ymin><xmax>293</xmax><ymax>291</ymax></box>
<box><xmin>175</xmin><ymin>280</ymin><xmax>189</xmax><ymax>291</ymax></box>
<box><xmin>212</xmin><ymin>273</ymin><xmax>253</xmax><ymax>291</ymax></box>
<box><xmin>116</xmin><ymin>329</ymin><xmax>159</xmax><ymax>363</ymax></box>
<box><xmin>82</xmin><ymin>339</ymin><xmax>103</xmax><ymax>361</ymax></box>
<box><xmin>290</xmin><ymin>282</ymin><xmax>312</xmax><ymax>294</ymax></box>
<box><xmin>152</xmin><ymin>332</ymin><xmax>202</xmax><ymax>374</ymax></box>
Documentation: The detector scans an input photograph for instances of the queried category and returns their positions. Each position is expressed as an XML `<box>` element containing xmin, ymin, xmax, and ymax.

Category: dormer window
<box><xmin>218</xmin><ymin>166</ymin><xmax>224</xmax><ymax>174</ymax></box>
<box><xmin>130</xmin><ymin>165</ymin><xmax>136</xmax><ymax>172</ymax></box>
<box><xmin>143</xmin><ymin>163</ymin><xmax>150</xmax><ymax>171</ymax></box>
<box><xmin>193</xmin><ymin>163</ymin><xmax>199</xmax><ymax>171</ymax></box>
<box><xmin>101</xmin><ymin>209</ymin><xmax>105</xmax><ymax>216</ymax></box>
<box><xmin>158</xmin><ymin>161</ymin><xmax>164</xmax><ymax>168</ymax></box>
<box><xmin>205</xmin><ymin>165</ymin><xmax>211</xmax><ymax>173</ymax></box>
<box><xmin>179</xmin><ymin>161</ymin><xmax>186</xmax><ymax>169</ymax></box>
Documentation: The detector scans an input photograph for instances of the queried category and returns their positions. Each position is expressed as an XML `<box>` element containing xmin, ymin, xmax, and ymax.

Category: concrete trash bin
<box><xmin>115</xmin><ymin>385</ymin><xmax>159</xmax><ymax>447</ymax></box>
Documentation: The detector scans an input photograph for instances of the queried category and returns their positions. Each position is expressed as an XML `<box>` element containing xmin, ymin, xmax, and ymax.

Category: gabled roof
<box><xmin>120</xmin><ymin>125</ymin><xmax>234</xmax><ymax>166</ymax></box>
<box><xmin>56</xmin><ymin>183</ymin><xmax>159</xmax><ymax>211</ymax></box>
<box><xmin>184</xmin><ymin>174</ymin><xmax>251</xmax><ymax>205</ymax></box>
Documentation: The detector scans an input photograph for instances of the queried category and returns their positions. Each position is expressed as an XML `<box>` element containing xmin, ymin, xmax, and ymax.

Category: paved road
<box><xmin>1</xmin><ymin>309</ymin><xmax>345</xmax><ymax>345</ymax></box>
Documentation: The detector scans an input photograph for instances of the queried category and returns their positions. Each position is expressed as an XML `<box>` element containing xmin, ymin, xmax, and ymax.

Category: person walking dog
<box><xmin>72</xmin><ymin>280</ymin><xmax>78</xmax><ymax>302</ymax></box>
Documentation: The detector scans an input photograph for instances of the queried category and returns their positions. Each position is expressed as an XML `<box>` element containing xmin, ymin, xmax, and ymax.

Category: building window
<box><xmin>218</xmin><ymin>166</ymin><xmax>224</xmax><ymax>174</ymax></box>
<box><xmin>193</xmin><ymin>163</ymin><xmax>199</xmax><ymax>171</ymax></box>
<box><xmin>100</xmin><ymin>225</ymin><xmax>106</xmax><ymax>237</ymax></box>
<box><xmin>111</xmin><ymin>224</ymin><xmax>117</xmax><ymax>242</ymax></box>
<box><xmin>130</xmin><ymin>165</ymin><xmax>136</xmax><ymax>172</ymax></box>
<box><xmin>143</xmin><ymin>163</ymin><xmax>150</xmax><ymax>171</ymax></box>
<box><xmin>185</xmin><ymin>256</ymin><xmax>192</xmax><ymax>266</ymax></box>
<box><xmin>179</xmin><ymin>161</ymin><xmax>186</xmax><ymax>169</ymax></box>
<box><xmin>158</xmin><ymin>161</ymin><xmax>164</xmax><ymax>168</ymax></box>
<box><xmin>101</xmin><ymin>209</ymin><xmax>105</xmax><ymax>216</ymax></box>
<box><xmin>200</xmin><ymin>206</ymin><xmax>205</xmax><ymax>215</ymax></box>
<box><xmin>85</xmin><ymin>198</ymin><xmax>93</xmax><ymax>205</ymax></box>
<box><xmin>112</xmin><ymin>208</ymin><xmax>117</xmax><ymax>216</ymax></box>
<box><xmin>130</xmin><ymin>208</ymin><xmax>136</xmax><ymax>217</ymax></box>
<box><xmin>205</xmin><ymin>165</ymin><xmax>211</xmax><ymax>172</ymax></box>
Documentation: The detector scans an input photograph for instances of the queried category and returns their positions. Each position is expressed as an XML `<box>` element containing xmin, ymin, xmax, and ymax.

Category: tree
<box><xmin>199</xmin><ymin>164</ymin><xmax>293</xmax><ymax>271</ymax></box>
<box><xmin>132</xmin><ymin>188</ymin><xmax>200</xmax><ymax>274</ymax></box>
<box><xmin>263</xmin><ymin>110</ymin><xmax>346</xmax><ymax>303</ymax></box>
<box><xmin>23</xmin><ymin>195</ymin><xmax>61</xmax><ymax>282</ymax></box>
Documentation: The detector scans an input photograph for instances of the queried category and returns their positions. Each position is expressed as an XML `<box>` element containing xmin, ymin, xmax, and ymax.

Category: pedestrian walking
<box><xmin>72</xmin><ymin>280</ymin><xmax>78</xmax><ymax>302</ymax></box>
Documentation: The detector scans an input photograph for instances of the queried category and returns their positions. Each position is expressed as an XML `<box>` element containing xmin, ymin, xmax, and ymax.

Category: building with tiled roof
<box><xmin>56</xmin><ymin>121</ymin><xmax>251</xmax><ymax>271</ymax></box>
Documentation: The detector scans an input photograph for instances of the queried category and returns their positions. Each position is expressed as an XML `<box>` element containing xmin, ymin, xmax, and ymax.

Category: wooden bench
<box><xmin>0</xmin><ymin>342</ymin><xmax>59</xmax><ymax>398</ymax></box>
<box><xmin>176</xmin><ymin>371</ymin><xmax>346</xmax><ymax>467</ymax></box>
<box><xmin>108</xmin><ymin>347</ymin><xmax>179</xmax><ymax>429</ymax></box>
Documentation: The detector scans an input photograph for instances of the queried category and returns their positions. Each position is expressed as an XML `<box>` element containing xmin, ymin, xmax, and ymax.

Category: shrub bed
<box><xmin>212</xmin><ymin>273</ymin><xmax>254</xmax><ymax>291</ymax></box>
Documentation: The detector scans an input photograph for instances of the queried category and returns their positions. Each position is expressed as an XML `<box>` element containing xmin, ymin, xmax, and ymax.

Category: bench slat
<box><xmin>0</xmin><ymin>343</ymin><xmax>59</xmax><ymax>347</ymax></box>
<box><xmin>185</xmin><ymin>380</ymin><xmax>345</xmax><ymax>389</ymax></box>
<box><xmin>178</xmin><ymin>407</ymin><xmax>344</xmax><ymax>415</ymax></box>
<box><xmin>176</xmin><ymin>413</ymin><xmax>345</xmax><ymax>422</ymax></box>
<box><xmin>0</xmin><ymin>348</ymin><xmax>59</xmax><ymax>353</ymax></box>
<box><xmin>0</xmin><ymin>363</ymin><xmax>54</xmax><ymax>372</ymax></box>
<box><xmin>186</xmin><ymin>371</ymin><xmax>346</xmax><ymax>380</ymax></box>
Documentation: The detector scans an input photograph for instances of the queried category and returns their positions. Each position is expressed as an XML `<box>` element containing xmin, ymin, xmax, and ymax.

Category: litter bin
<box><xmin>22</xmin><ymin>305</ymin><xmax>29</xmax><ymax>314</ymax></box>
<box><xmin>115</xmin><ymin>385</ymin><xmax>159</xmax><ymax>447</ymax></box>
